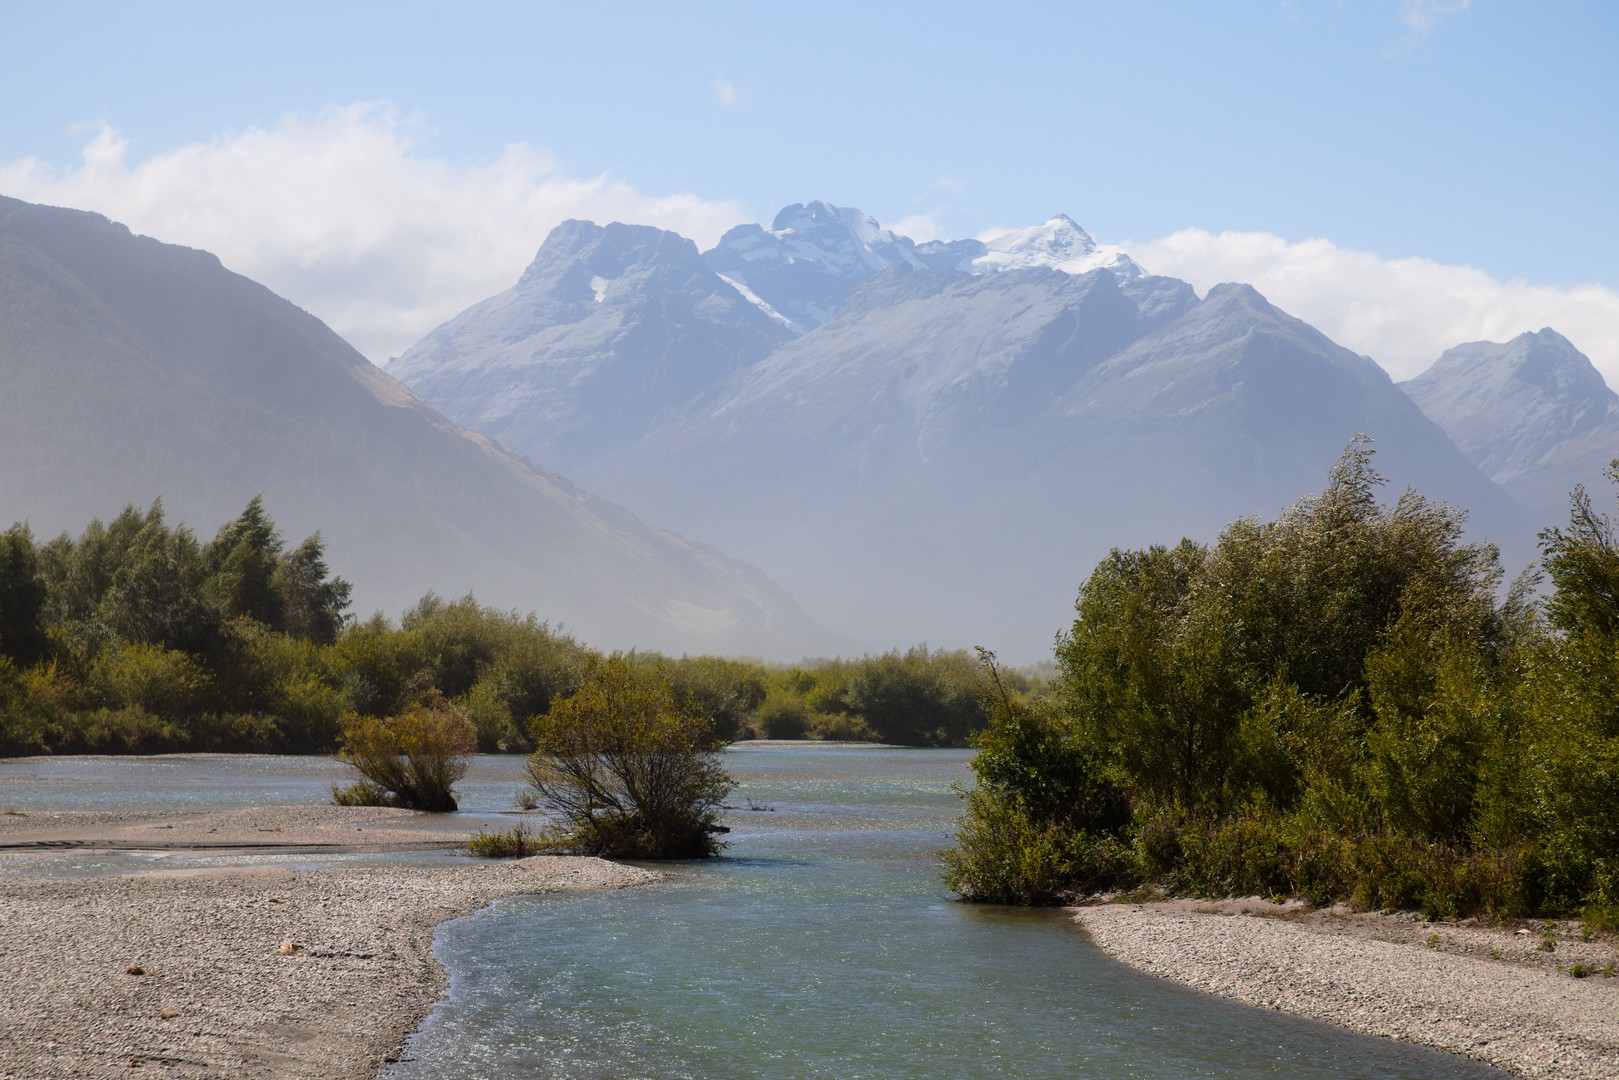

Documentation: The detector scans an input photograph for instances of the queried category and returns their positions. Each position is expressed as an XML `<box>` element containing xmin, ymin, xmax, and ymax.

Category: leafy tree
<box><xmin>525</xmin><ymin>656</ymin><xmax>734</xmax><ymax>858</ymax></box>
<box><xmin>1056</xmin><ymin>539</ymin><xmax>1239</xmax><ymax>809</ymax></box>
<box><xmin>942</xmin><ymin>652</ymin><xmax>1130</xmax><ymax>905</ymax></box>
<box><xmin>0</xmin><ymin>524</ymin><xmax>48</xmax><ymax>666</ymax></box>
<box><xmin>274</xmin><ymin>534</ymin><xmax>351</xmax><ymax>644</ymax></box>
<box><xmin>946</xmin><ymin>440</ymin><xmax>1562</xmax><ymax>916</ymax></box>
<box><xmin>205</xmin><ymin>496</ymin><xmax>285</xmax><ymax>629</ymax></box>
<box><xmin>334</xmin><ymin>693</ymin><xmax>477</xmax><ymax>811</ymax></box>
<box><xmin>843</xmin><ymin>645</ymin><xmax>985</xmax><ymax>746</ymax></box>
<box><xmin>1540</xmin><ymin>460</ymin><xmax>1619</xmax><ymax>641</ymax></box>
<box><xmin>657</xmin><ymin>655</ymin><xmax>768</xmax><ymax>743</ymax></box>
<box><xmin>97</xmin><ymin>506</ymin><xmax>216</xmax><ymax>654</ymax></box>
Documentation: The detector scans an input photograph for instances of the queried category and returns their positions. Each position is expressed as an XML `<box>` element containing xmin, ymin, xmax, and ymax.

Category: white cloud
<box><xmin>0</xmin><ymin>103</ymin><xmax>747</xmax><ymax>363</ymax></box>
<box><xmin>1387</xmin><ymin>0</ymin><xmax>1471</xmax><ymax>54</ymax></box>
<box><xmin>1122</xmin><ymin>228</ymin><xmax>1619</xmax><ymax>387</ymax></box>
<box><xmin>888</xmin><ymin>214</ymin><xmax>945</xmax><ymax>243</ymax></box>
<box><xmin>1399</xmin><ymin>0</ymin><xmax>1471</xmax><ymax>35</ymax></box>
<box><xmin>712</xmin><ymin>77</ymin><xmax>743</xmax><ymax>106</ymax></box>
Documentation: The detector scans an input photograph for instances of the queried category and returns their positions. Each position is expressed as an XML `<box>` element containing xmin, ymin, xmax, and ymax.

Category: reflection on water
<box><xmin>384</xmin><ymin>744</ymin><xmax>1506</xmax><ymax>1080</ymax></box>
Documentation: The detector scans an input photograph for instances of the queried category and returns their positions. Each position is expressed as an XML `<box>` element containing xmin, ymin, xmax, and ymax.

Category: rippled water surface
<box><xmin>382</xmin><ymin>744</ymin><xmax>1504</xmax><ymax>1080</ymax></box>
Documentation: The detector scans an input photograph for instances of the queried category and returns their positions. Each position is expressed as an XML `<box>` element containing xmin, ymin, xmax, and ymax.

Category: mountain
<box><xmin>577</xmin><ymin>271</ymin><xmax>1529</xmax><ymax>657</ymax></box>
<box><xmin>701</xmin><ymin>202</ymin><xmax>1145</xmax><ymax>335</ymax></box>
<box><xmin>1401</xmin><ymin>329</ymin><xmax>1619</xmax><ymax>525</ymax></box>
<box><xmin>916</xmin><ymin>213</ymin><xmax>1145</xmax><ymax>280</ymax></box>
<box><xmin>0</xmin><ymin>196</ymin><xmax>839</xmax><ymax>660</ymax></box>
<box><xmin>390</xmin><ymin>201</ymin><xmax>1532</xmax><ymax>658</ymax></box>
<box><xmin>701</xmin><ymin>201</ymin><xmax>925</xmax><ymax>331</ymax></box>
<box><xmin>387</xmin><ymin>220</ymin><xmax>794</xmax><ymax>474</ymax></box>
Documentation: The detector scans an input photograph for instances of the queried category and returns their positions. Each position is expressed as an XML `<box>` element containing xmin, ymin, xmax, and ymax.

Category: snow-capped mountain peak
<box><xmin>765</xmin><ymin>201</ymin><xmax>920</xmax><ymax>272</ymax></box>
<box><xmin>703</xmin><ymin>201</ymin><xmax>923</xmax><ymax>330</ymax></box>
<box><xmin>970</xmin><ymin>214</ymin><xmax>1146</xmax><ymax>280</ymax></box>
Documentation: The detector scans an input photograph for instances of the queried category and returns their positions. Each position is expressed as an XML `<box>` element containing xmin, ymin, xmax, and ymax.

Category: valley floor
<box><xmin>0</xmin><ymin>807</ymin><xmax>655</xmax><ymax>1079</ymax></box>
<box><xmin>1076</xmin><ymin>898</ymin><xmax>1619</xmax><ymax>1080</ymax></box>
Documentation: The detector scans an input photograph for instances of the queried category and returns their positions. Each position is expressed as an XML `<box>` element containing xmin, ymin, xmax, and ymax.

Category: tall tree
<box><xmin>273</xmin><ymin>533</ymin><xmax>351</xmax><ymax>644</ymax></box>
<box><xmin>0</xmin><ymin>524</ymin><xmax>48</xmax><ymax>665</ymax></box>
<box><xmin>205</xmin><ymin>496</ymin><xmax>285</xmax><ymax>630</ymax></box>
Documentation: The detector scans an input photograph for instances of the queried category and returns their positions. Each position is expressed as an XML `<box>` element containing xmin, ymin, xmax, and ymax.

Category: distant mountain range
<box><xmin>11</xmin><ymin>191</ymin><xmax>1606</xmax><ymax>662</ymax></box>
<box><xmin>391</xmin><ymin>201</ymin><xmax>1556</xmax><ymax>657</ymax></box>
<box><xmin>0</xmin><ymin>196</ymin><xmax>841</xmax><ymax>660</ymax></box>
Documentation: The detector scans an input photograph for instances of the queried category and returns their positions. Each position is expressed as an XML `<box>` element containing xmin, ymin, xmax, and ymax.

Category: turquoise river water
<box><xmin>0</xmin><ymin>746</ymin><xmax>1505</xmax><ymax>1078</ymax></box>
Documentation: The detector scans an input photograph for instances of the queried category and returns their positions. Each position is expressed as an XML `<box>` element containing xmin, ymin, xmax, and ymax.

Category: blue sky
<box><xmin>3</xmin><ymin>1</ymin><xmax>1616</xmax><ymax>378</ymax></box>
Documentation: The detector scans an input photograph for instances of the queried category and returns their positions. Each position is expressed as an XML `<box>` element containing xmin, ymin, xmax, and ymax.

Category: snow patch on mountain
<box><xmin>716</xmin><ymin>273</ymin><xmax>802</xmax><ymax>333</ymax></box>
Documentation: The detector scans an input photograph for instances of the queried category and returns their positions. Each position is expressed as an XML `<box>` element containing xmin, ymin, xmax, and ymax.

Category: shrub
<box><xmin>753</xmin><ymin>687</ymin><xmax>811</xmax><ymax>739</ymax></box>
<box><xmin>843</xmin><ymin>645</ymin><xmax>987</xmax><ymax>746</ymax></box>
<box><xmin>468</xmin><ymin>822</ymin><xmax>537</xmax><ymax>858</ymax></box>
<box><xmin>332</xmin><ymin>779</ymin><xmax>392</xmax><ymax>807</ymax></box>
<box><xmin>525</xmin><ymin>656</ymin><xmax>734</xmax><ymax>858</ymax></box>
<box><xmin>942</xmin><ymin>785</ymin><xmax>1133</xmax><ymax>905</ymax></box>
<box><xmin>89</xmin><ymin>641</ymin><xmax>211</xmax><ymax>718</ymax></box>
<box><xmin>805</xmin><ymin>712</ymin><xmax>877</xmax><ymax>742</ymax></box>
<box><xmin>334</xmin><ymin>694</ymin><xmax>476</xmax><ymax>811</ymax></box>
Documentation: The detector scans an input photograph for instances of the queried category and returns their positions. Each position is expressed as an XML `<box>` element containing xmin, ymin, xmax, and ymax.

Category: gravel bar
<box><xmin>1076</xmin><ymin>899</ymin><xmax>1619</xmax><ymax>1080</ymax></box>
<box><xmin>0</xmin><ymin>807</ymin><xmax>656</xmax><ymax>1079</ymax></box>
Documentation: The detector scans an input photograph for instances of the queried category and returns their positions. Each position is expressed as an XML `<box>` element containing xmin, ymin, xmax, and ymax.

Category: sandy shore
<box><xmin>1076</xmin><ymin>898</ymin><xmax>1619</xmax><ymax>1079</ymax></box>
<box><xmin>0</xmin><ymin>807</ymin><xmax>656</xmax><ymax>1079</ymax></box>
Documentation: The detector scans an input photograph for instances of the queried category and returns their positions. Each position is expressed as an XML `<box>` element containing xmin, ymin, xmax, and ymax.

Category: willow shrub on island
<box><xmin>947</xmin><ymin>441</ymin><xmax>1619</xmax><ymax>921</ymax></box>
<box><xmin>332</xmin><ymin>693</ymin><xmax>477</xmax><ymax>812</ymax></box>
<box><xmin>524</xmin><ymin>656</ymin><xmax>734</xmax><ymax>859</ymax></box>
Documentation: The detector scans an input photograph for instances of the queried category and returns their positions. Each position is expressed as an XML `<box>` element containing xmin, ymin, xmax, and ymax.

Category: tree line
<box><xmin>945</xmin><ymin>440</ymin><xmax>1619</xmax><ymax>923</ymax></box>
<box><xmin>0</xmin><ymin>498</ymin><xmax>1001</xmax><ymax>756</ymax></box>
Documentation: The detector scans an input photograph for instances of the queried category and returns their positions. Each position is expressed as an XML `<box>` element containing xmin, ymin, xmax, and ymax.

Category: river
<box><xmin>0</xmin><ymin>746</ymin><xmax>1504</xmax><ymax>1078</ymax></box>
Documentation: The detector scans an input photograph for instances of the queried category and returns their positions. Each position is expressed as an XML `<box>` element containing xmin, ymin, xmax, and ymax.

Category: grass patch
<box><xmin>468</xmin><ymin>822</ymin><xmax>538</xmax><ymax>858</ymax></box>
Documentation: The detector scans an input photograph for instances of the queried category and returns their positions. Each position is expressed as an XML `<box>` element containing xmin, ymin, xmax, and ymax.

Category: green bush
<box><xmin>468</xmin><ymin>822</ymin><xmax>538</xmax><ymax>858</ymax></box>
<box><xmin>334</xmin><ymin>694</ymin><xmax>477</xmax><ymax>811</ymax></box>
<box><xmin>525</xmin><ymin>657</ymin><xmax>733</xmax><ymax>858</ymax></box>
<box><xmin>805</xmin><ymin>711</ymin><xmax>877</xmax><ymax>742</ymax></box>
<box><xmin>754</xmin><ymin>687</ymin><xmax>811</xmax><ymax>739</ymax></box>
<box><xmin>942</xmin><ymin>787</ymin><xmax>1132</xmax><ymax>905</ymax></box>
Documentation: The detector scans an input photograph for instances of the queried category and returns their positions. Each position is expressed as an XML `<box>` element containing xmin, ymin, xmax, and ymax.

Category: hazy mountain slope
<box><xmin>581</xmin><ymin>276</ymin><xmax>1531</xmax><ymax>658</ymax></box>
<box><xmin>1401</xmin><ymin>329</ymin><xmax>1619</xmax><ymax>525</ymax></box>
<box><xmin>0</xmin><ymin>196</ymin><xmax>838</xmax><ymax>660</ymax></box>
<box><xmin>387</xmin><ymin>221</ymin><xmax>794</xmax><ymax>473</ymax></box>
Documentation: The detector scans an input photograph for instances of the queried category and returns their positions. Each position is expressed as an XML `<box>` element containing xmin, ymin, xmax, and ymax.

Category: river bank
<box><xmin>1076</xmin><ymin>898</ymin><xmax>1619</xmax><ymax>1080</ymax></box>
<box><xmin>0</xmin><ymin>807</ymin><xmax>656</xmax><ymax>1079</ymax></box>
